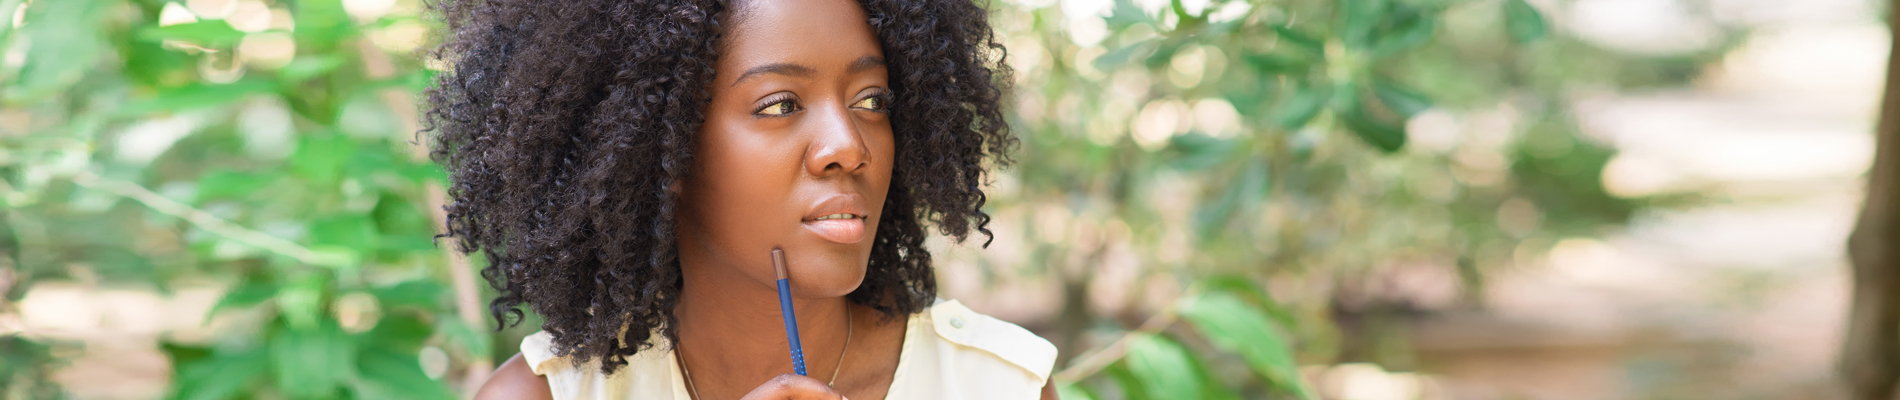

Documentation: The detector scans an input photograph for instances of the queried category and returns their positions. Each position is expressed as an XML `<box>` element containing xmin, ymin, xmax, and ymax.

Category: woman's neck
<box><xmin>674</xmin><ymin>260</ymin><xmax>855</xmax><ymax>396</ymax></box>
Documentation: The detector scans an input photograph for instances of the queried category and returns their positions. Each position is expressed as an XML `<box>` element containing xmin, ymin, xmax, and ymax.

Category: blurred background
<box><xmin>0</xmin><ymin>0</ymin><xmax>1893</xmax><ymax>399</ymax></box>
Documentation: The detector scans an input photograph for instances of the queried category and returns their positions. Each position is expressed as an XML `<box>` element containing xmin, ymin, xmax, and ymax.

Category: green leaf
<box><xmin>400</xmin><ymin>163</ymin><xmax>450</xmax><ymax>184</ymax></box>
<box><xmin>206</xmin><ymin>279</ymin><xmax>279</xmax><ymax>321</ymax></box>
<box><xmin>353</xmin><ymin>350</ymin><xmax>456</xmax><ymax>400</ymax></box>
<box><xmin>1162</xmin><ymin>134</ymin><xmax>1239</xmax><ymax>171</ymax></box>
<box><xmin>0</xmin><ymin>0</ymin><xmax>23</xmax><ymax>42</ymax></box>
<box><xmin>269</xmin><ymin>321</ymin><xmax>356</xmax><ymax>400</ymax></box>
<box><xmin>1093</xmin><ymin>40</ymin><xmax>1155</xmax><ymax>72</ymax></box>
<box><xmin>159</xmin><ymin>342</ymin><xmax>214</xmax><ymax>369</ymax></box>
<box><xmin>362</xmin><ymin>311</ymin><xmax>434</xmax><ymax>352</ymax></box>
<box><xmin>1337</xmin><ymin>0</ymin><xmax>1389</xmax><ymax>48</ymax></box>
<box><xmin>1056</xmin><ymin>383</ymin><xmax>1098</xmax><ymax>400</ymax></box>
<box><xmin>1179</xmin><ymin>292</ymin><xmax>1316</xmax><ymax>399</ymax></box>
<box><xmin>1504</xmin><ymin>0</ymin><xmax>1548</xmax><ymax>43</ymax></box>
<box><xmin>1371</xmin><ymin>8</ymin><xmax>1437</xmax><ymax>57</ymax></box>
<box><xmin>290</xmin><ymin>134</ymin><xmax>353</xmax><ymax>183</ymax></box>
<box><xmin>437</xmin><ymin>315</ymin><xmax>493</xmax><ymax>359</ymax></box>
<box><xmin>277</xmin><ymin>55</ymin><xmax>348</xmax><ymax>83</ymax></box>
<box><xmin>138</xmin><ymin>20</ymin><xmax>246</xmax><ymax>47</ymax></box>
<box><xmin>195</xmin><ymin>170</ymin><xmax>276</xmax><ymax>202</ymax></box>
<box><xmin>1272</xmin><ymin>26</ymin><xmax>1324</xmax><ymax>56</ymax></box>
<box><xmin>1104</xmin><ymin>362</ymin><xmax>1150</xmax><ymax>400</ymax></box>
<box><xmin>1372</xmin><ymin>80</ymin><xmax>1433</xmax><ymax>117</ymax></box>
<box><xmin>171</xmin><ymin>349</ymin><xmax>268</xmax><ymax>400</ymax></box>
<box><xmin>371</xmin><ymin>280</ymin><xmax>447</xmax><ymax>311</ymax></box>
<box><xmin>5</xmin><ymin>0</ymin><xmax>107</xmax><ymax>101</ymax></box>
<box><xmin>1242</xmin><ymin>51</ymin><xmax>1313</xmax><ymax>75</ymax></box>
<box><xmin>1194</xmin><ymin>158</ymin><xmax>1268</xmax><ymax>240</ymax></box>
<box><xmin>1122</xmin><ymin>334</ymin><xmax>1202</xmax><ymax>400</ymax></box>
<box><xmin>1339</xmin><ymin>96</ymin><xmax>1408</xmax><ymax>153</ymax></box>
<box><xmin>311</xmin><ymin>214</ymin><xmax>379</xmax><ymax>250</ymax></box>
<box><xmin>1273</xmin><ymin>83</ymin><xmax>1331</xmax><ymax>130</ymax></box>
<box><xmin>276</xmin><ymin>272</ymin><xmax>328</xmax><ymax>330</ymax></box>
<box><xmin>293</xmin><ymin>0</ymin><xmax>354</xmax><ymax>50</ymax></box>
<box><xmin>118</xmin><ymin>80</ymin><xmax>277</xmax><ymax>116</ymax></box>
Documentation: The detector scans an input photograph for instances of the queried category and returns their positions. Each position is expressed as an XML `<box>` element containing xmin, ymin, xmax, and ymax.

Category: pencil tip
<box><xmin>772</xmin><ymin>248</ymin><xmax>788</xmax><ymax>280</ymax></box>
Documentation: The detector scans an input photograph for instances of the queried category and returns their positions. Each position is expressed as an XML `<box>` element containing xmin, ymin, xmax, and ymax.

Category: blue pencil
<box><xmin>772</xmin><ymin>248</ymin><xmax>808</xmax><ymax>376</ymax></box>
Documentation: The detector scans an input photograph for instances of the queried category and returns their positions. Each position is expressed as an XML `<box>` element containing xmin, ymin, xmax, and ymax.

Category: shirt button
<box><xmin>949</xmin><ymin>316</ymin><xmax>965</xmax><ymax>329</ymax></box>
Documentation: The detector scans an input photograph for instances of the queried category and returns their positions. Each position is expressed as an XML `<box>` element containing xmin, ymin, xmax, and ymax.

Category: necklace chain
<box><xmin>677</xmin><ymin>308</ymin><xmax>852</xmax><ymax>400</ymax></box>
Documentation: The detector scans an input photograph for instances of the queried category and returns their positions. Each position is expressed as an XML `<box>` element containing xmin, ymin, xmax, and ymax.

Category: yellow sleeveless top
<box><xmin>519</xmin><ymin>299</ymin><xmax>1057</xmax><ymax>400</ymax></box>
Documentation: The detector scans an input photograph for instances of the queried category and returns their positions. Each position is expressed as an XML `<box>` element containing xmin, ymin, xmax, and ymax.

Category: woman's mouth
<box><xmin>803</xmin><ymin>213</ymin><xmax>867</xmax><ymax>244</ymax></box>
<box><xmin>802</xmin><ymin>195</ymin><xmax>871</xmax><ymax>244</ymax></box>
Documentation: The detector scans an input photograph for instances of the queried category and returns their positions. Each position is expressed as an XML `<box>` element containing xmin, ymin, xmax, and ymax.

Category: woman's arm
<box><xmin>1041</xmin><ymin>380</ymin><xmax>1060</xmax><ymax>400</ymax></box>
<box><xmin>474</xmin><ymin>353</ymin><xmax>553</xmax><ymax>400</ymax></box>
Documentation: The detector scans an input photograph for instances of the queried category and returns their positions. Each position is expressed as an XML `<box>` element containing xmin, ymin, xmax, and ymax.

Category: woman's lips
<box><xmin>802</xmin><ymin>194</ymin><xmax>870</xmax><ymax>244</ymax></box>
<box><xmin>802</xmin><ymin>216</ymin><xmax>866</xmax><ymax>244</ymax></box>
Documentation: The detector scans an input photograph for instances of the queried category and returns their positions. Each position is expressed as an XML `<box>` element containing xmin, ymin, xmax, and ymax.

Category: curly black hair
<box><xmin>423</xmin><ymin>0</ymin><xmax>1014</xmax><ymax>374</ymax></box>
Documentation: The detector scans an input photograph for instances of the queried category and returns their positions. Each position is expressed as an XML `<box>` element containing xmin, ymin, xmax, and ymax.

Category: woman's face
<box><xmin>677</xmin><ymin>0</ymin><xmax>894</xmax><ymax>297</ymax></box>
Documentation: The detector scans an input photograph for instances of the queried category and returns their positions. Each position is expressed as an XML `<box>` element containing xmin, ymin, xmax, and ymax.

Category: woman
<box><xmin>424</xmin><ymin>0</ymin><xmax>1055</xmax><ymax>398</ymax></box>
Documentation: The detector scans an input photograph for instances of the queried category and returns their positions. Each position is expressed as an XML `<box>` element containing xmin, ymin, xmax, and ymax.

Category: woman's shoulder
<box><xmin>474</xmin><ymin>354</ymin><xmax>554</xmax><ymax>400</ymax></box>
<box><xmin>913</xmin><ymin>299</ymin><xmax>1059</xmax><ymax>384</ymax></box>
<box><xmin>512</xmin><ymin>330</ymin><xmax>684</xmax><ymax>399</ymax></box>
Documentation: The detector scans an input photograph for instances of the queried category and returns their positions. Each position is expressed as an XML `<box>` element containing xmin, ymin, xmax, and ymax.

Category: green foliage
<box><xmin>0</xmin><ymin>0</ymin><xmax>1718</xmax><ymax>398</ymax></box>
<box><xmin>0</xmin><ymin>335</ymin><xmax>65</xmax><ymax>399</ymax></box>
<box><xmin>2</xmin><ymin>0</ymin><xmax>473</xmax><ymax>397</ymax></box>
<box><xmin>990</xmin><ymin>0</ymin><xmax>1702</xmax><ymax>397</ymax></box>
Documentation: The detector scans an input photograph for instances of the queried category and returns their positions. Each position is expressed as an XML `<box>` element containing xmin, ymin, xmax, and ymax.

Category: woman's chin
<box><xmin>784</xmin><ymin>251</ymin><xmax>870</xmax><ymax>298</ymax></box>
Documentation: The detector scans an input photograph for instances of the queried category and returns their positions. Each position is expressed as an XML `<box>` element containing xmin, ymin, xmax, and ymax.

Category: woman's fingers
<box><xmin>738</xmin><ymin>374</ymin><xmax>847</xmax><ymax>400</ymax></box>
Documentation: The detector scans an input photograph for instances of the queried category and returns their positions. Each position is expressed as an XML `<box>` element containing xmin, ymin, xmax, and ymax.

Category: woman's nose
<box><xmin>804</xmin><ymin>104</ymin><xmax>870</xmax><ymax>177</ymax></box>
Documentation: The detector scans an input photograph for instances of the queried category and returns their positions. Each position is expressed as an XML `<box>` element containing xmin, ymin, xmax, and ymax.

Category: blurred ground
<box><xmin>1398</xmin><ymin>1</ymin><xmax>1883</xmax><ymax>398</ymax></box>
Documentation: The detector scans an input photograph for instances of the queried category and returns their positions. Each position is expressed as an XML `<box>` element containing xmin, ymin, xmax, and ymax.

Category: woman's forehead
<box><xmin>719</xmin><ymin>0</ymin><xmax>884</xmax><ymax>82</ymax></box>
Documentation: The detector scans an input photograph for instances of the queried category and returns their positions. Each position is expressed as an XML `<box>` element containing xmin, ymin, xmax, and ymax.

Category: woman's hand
<box><xmin>738</xmin><ymin>374</ymin><xmax>848</xmax><ymax>400</ymax></box>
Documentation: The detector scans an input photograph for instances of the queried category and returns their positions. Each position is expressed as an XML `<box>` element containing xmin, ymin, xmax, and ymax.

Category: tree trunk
<box><xmin>1841</xmin><ymin>2</ymin><xmax>1900</xmax><ymax>398</ymax></box>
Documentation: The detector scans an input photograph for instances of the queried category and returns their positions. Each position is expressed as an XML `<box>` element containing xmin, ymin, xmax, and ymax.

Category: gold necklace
<box><xmin>677</xmin><ymin>309</ymin><xmax>852</xmax><ymax>400</ymax></box>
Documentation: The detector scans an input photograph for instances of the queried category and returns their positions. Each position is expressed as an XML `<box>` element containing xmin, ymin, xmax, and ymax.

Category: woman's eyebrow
<box><xmin>732</xmin><ymin>63</ymin><xmax>816</xmax><ymax>86</ymax></box>
<box><xmin>730</xmin><ymin>57</ymin><xmax>885</xmax><ymax>87</ymax></box>
<box><xmin>846</xmin><ymin>56</ymin><xmax>885</xmax><ymax>74</ymax></box>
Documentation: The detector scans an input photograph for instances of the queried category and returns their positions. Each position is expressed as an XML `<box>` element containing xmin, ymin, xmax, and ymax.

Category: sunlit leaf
<box><xmin>276</xmin><ymin>272</ymin><xmax>329</xmax><ymax>330</ymax></box>
<box><xmin>5</xmin><ymin>0</ymin><xmax>107</xmax><ymax>101</ymax></box>
<box><xmin>353</xmin><ymin>350</ymin><xmax>456</xmax><ymax>400</ymax></box>
<box><xmin>363</xmin><ymin>311</ymin><xmax>435</xmax><ymax>352</ymax></box>
<box><xmin>269</xmin><ymin>321</ymin><xmax>356</xmax><ymax>400</ymax></box>
<box><xmin>1272</xmin><ymin>26</ymin><xmax>1324</xmax><ymax>56</ymax></box>
<box><xmin>1340</xmin><ymin>107</ymin><xmax>1407</xmax><ymax>153</ymax></box>
<box><xmin>1243</xmin><ymin>51</ymin><xmax>1314</xmax><ymax>75</ymax></box>
<box><xmin>1122</xmin><ymin>334</ymin><xmax>1203</xmax><ymax>400</ymax></box>
<box><xmin>372</xmin><ymin>280</ymin><xmax>447</xmax><ymax>311</ymax></box>
<box><xmin>118</xmin><ymin>80</ymin><xmax>278</xmax><ymax>116</ymax></box>
<box><xmin>195</xmin><ymin>170</ymin><xmax>277</xmax><ymax>203</ymax></box>
<box><xmin>1162</xmin><ymin>134</ymin><xmax>1239</xmax><ymax>171</ymax></box>
<box><xmin>206</xmin><ymin>279</ymin><xmax>279</xmax><ymax>320</ymax></box>
<box><xmin>138</xmin><ymin>20</ymin><xmax>246</xmax><ymax>47</ymax></box>
<box><xmin>1337</xmin><ymin>0</ymin><xmax>1389</xmax><ymax>48</ymax></box>
<box><xmin>1274</xmin><ymin>83</ymin><xmax>1331</xmax><ymax>130</ymax></box>
<box><xmin>1180</xmin><ymin>292</ymin><xmax>1316</xmax><ymax>399</ymax></box>
<box><xmin>1371</xmin><ymin>7</ymin><xmax>1437</xmax><ymax>57</ymax></box>
<box><xmin>1503</xmin><ymin>0</ymin><xmax>1548</xmax><ymax>43</ymax></box>
<box><xmin>1093</xmin><ymin>40</ymin><xmax>1155</xmax><ymax>72</ymax></box>
<box><xmin>293</xmin><ymin>0</ymin><xmax>354</xmax><ymax>50</ymax></box>
<box><xmin>1194</xmin><ymin>158</ymin><xmax>1268</xmax><ymax>240</ymax></box>
<box><xmin>1057</xmin><ymin>382</ymin><xmax>1098</xmax><ymax>400</ymax></box>
<box><xmin>438</xmin><ymin>314</ymin><xmax>494</xmax><ymax>359</ymax></box>
<box><xmin>1372</xmin><ymin>80</ymin><xmax>1433</xmax><ymax>117</ymax></box>
<box><xmin>171</xmin><ymin>349</ymin><xmax>268</xmax><ymax>400</ymax></box>
<box><xmin>278</xmin><ymin>55</ymin><xmax>349</xmax><ymax>83</ymax></box>
<box><xmin>290</xmin><ymin>134</ymin><xmax>353</xmax><ymax>183</ymax></box>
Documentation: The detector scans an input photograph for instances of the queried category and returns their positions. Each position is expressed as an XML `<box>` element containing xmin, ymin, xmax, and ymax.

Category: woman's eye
<box><xmin>758</xmin><ymin>99</ymin><xmax>797</xmax><ymax>116</ymax></box>
<box><xmin>851</xmin><ymin>96</ymin><xmax>886</xmax><ymax>111</ymax></box>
